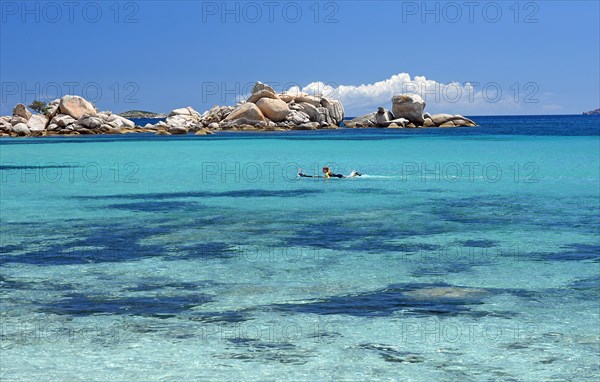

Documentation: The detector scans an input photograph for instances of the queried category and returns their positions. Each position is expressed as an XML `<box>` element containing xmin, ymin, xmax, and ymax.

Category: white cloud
<box><xmin>287</xmin><ymin>73</ymin><xmax>552</xmax><ymax>116</ymax></box>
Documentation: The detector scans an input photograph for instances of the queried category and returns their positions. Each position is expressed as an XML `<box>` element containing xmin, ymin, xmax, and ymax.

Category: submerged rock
<box><xmin>403</xmin><ymin>286</ymin><xmax>487</xmax><ymax>299</ymax></box>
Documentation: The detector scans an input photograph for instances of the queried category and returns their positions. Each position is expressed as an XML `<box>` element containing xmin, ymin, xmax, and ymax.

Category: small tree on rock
<box><xmin>28</xmin><ymin>100</ymin><xmax>47</xmax><ymax>114</ymax></box>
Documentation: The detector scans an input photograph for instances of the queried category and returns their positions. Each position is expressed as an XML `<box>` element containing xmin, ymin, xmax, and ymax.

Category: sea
<box><xmin>1</xmin><ymin>115</ymin><xmax>599</xmax><ymax>381</ymax></box>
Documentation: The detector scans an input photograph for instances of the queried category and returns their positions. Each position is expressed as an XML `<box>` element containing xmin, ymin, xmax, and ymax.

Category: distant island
<box><xmin>583</xmin><ymin>108</ymin><xmax>600</xmax><ymax>115</ymax></box>
<box><xmin>118</xmin><ymin>110</ymin><xmax>167</xmax><ymax>119</ymax></box>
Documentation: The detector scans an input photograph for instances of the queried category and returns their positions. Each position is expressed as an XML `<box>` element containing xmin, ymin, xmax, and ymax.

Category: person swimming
<box><xmin>297</xmin><ymin>166</ymin><xmax>362</xmax><ymax>178</ymax></box>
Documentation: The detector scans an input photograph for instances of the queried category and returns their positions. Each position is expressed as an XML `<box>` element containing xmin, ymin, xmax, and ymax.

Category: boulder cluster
<box><xmin>148</xmin><ymin>81</ymin><xmax>345</xmax><ymax>135</ymax></box>
<box><xmin>0</xmin><ymin>83</ymin><xmax>477</xmax><ymax>138</ymax></box>
<box><xmin>344</xmin><ymin>94</ymin><xmax>476</xmax><ymax>128</ymax></box>
<box><xmin>0</xmin><ymin>95</ymin><xmax>147</xmax><ymax>137</ymax></box>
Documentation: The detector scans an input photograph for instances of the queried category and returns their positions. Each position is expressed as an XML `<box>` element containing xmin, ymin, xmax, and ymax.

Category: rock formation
<box><xmin>146</xmin><ymin>81</ymin><xmax>345</xmax><ymax>135</ymax></box>
<box><xmin>0</xmin><ymin>96</ymin><xmax>148</xmax><ymax>137</ymax></box>
<box><xmin>583</xmin><ymin>108</ymin><xmax>600</xmax><ymax>115</ymax></box>
<box><xmin>345</xmin><ymin>94</ymin><xmax>476</xmax><ymax>128</ymax></box>
<box><xmin>0</xmin><ymin>82</ymin><xmax>477</xmax><ymax>137</ymax></box>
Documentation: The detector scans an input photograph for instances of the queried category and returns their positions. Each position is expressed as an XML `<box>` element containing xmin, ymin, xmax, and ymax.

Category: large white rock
<box><xmin>119</xmin><ymin>116</ymin><xmax>135</xmax><ymax>129</ymax></box>
<box><xmin>429</xmin><ymin>113</ymin><xmax>455</xmax><ymax>125</ymax></box>
<box><xmin>52</xmin><ymin>114</ymin><xmax>76</xmax><ymax>127</ymax></box>
<box><xmin>97</xmin><ymin>112</ymin><xmax>111</xmax><ymax>120</ymax></box>
<box><xmin>223</xmin><ymin>103</ymin><xmax>266</xmax><ymax>124</ymax></box>
<box><xmin>294</xmin><ymin>95</ymin><xmax>321</xmax><ymax>108</ymax></box>
<box><xmin>106</xmin><ymin>114</ymin><xmax>135</xmax><ymax>129</ymax></box>
<box><xmin>168</xmin><ymin>106</ymin><xmax>201</xmax><ymax>118</ymax></box>
<box><xmin>201</xmin><ymin>105</ymin><xmax>234</xmax><ymax>124</ymax></box>
<box><xmin>0</xmin><ymin>119</ymin><xmax>12</xmax><ymax>131</ymax></box>
<box><xmin>11</xmin><ymin>123</ymin><xmax>30</xmax><ymax>136</ymax></box>
<box><xmin>251</xmin><ymin>81</ymin><xmax>276</xmax><ymax>95</ymax></box>
<box><xmin>59</xmin><ymin>95</ymin><xmax>97</xmax><ymax>119</ymax></box>
<box><xmin>13</xmin><ymin>104</ymin><xmax>32</xmax><ymax>120</ymax></box>
<box><xmin>286</xmin><ymin>110</ymin><xmax>310</xmax><ymax>125</ymax></box>
<box><xmin>26</xmin><ymin>114</ymin><xmax>48</xmax><ymax>131</ymax></box>
<box><xmin>279</xmin><ymin>94</ymin><xmax>295</xmax><ymax>103</ymax></box>
<box><xmin>375</xmin><ymin>107</ymin><xmax>394</xmax><ymax>126</ymax></box>
<box><xmin>44</xmin><ymin>99</ymin><xmax>60</xmax><ymax>119</ymax></box>
<box><xmin>320</xmin><ymin>98</ymin><xmax>345</xmax><ymax>125</ymax></box>
<box><xmin>10</xmin><ymin>116</ymin><xmax>28</xmax><ymax>126</ymax></box>
<box><xmin>248</xmin><ymin>89</ymin><xmax>279</xmax><ymax>104</ymax></box>
<box><xmin>344</xmin><ymin>112</ymin><xmax>377</xmax><ymax>127</ymax></box>
<box><xmin>256</xmin><ymin>98</ymin><xmax>290</xmax><ymax>122</ymax></box>
<box><xmin>388</xmin><ymin>118</ymin><xmax>409</xmax><ymax>127</ymax></box>
<box><xmin>392</xmin><ymin>94</ymin><xmax>425</xmax><ymax>125</ymax></box>
<box><xmin>169</xmin><ymin>107</ymin><xmax>192</xmax><ymax>116</ymax></box>
<box><xmin>166</xmin><ymin>115</ymin><xmax>190</xmax><ymax>128</ymax></box>
<box><xmin>77</xmin><ymin>116</ymin><xmax>103</xmax><ymax>129</ymax></box>
<box><xmin>430</xmin><ymin>114</ymin><xmax>476</xmax><ymax>127</ymax></box>
<box><xmin>296</xmin><ymin>102</ymin><xmax>321</xmax><ymax>122</ymax></box>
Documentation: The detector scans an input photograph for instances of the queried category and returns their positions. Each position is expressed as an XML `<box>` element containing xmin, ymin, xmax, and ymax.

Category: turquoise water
<box><xmin>1</xmin><ymin>117</ymin><xmax>599</xmax><ymax>381</ymax></box>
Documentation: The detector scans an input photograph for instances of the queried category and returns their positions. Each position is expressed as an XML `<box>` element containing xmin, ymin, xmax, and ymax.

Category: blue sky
<box><xmin>1</xmin><ymin>0</ymin><xmax>598</xmax><ymax>116</ymax></box>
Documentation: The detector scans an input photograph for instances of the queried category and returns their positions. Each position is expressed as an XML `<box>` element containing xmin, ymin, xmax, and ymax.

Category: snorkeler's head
<box><xmin>322</xmin><ymin>166</ymin><xmax>329</xmax><ymax>173</ymax></box>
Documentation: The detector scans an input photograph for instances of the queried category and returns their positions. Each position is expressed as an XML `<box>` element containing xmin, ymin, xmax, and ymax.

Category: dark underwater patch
<box><xmin>219</xmin><ymin>338</ymin><xmax>313</xmax><ymax>365</ymax></box>
<box><xmin>162</xmin><ymin>242</ymin><xmax>239</xmax><ymax>261</ymax></box>
<box><xmin>272</xmin><ymin>283</ymin><xmax>498</xmax><ymax>318</ymax></box>
<box><xmin>426</xmin><ymin>195</ymin><xmax>538</xmax><ymax>226</ymax></box>
<box><xmin>285</xmin><ymin>217</ymin><xmax>449</xmax><ymax>253</ymax></box>
<box><xmin>568</xmin><ymin>275</ymin><xmax>600</xmax><ymax>290</ymax></box>
<box><xmin>189</xmin><ymin>311</ymin><xmax>249</xmax><ymax>324</ymax></box>
<box><xmin>75</xmin><ymin>188</ymin><xmax>323</xmax><ymax>201</ymax></box>
<box><xmin>0</xmin><ymin>165</ymin><xmax>83</xmax><ymax>170</ymax></box>
<box><xmin>410</xmin><ymin>263</ymin><xmax>474</xmax><ymax>277</ymax></box>
<box><xmin>0</xmin><ymin>243</ymin><xmax>26</xmax><ymax>253</ymax></box>
<box><xmin>0</xmin><ymin>274</ymin><xmax>33</xmax><ymax>290</ymax></box>
<box><xmin>357</xmin><ymin>343</ymin><xmax>425</xmax><ymax>363</ymax></box>
<box><xmin>0</xmin><ymin>223</ymin><xmax>174</xmax><ymax>266</ymax></box>
<box><xmin>124</xmin><ymin>280</ymin><xmax>220</xmax><ymax>292</ymax></box>
<box><xmin>457</xmin><ymin>239</ymin><xmax>499</xmax><ymax>248</ymax></box>
<box><xmin>536</xmin><ymin>243</ymin><xmax>600</xmax><ymax>262</ymax></box>
<box><xmin>39</xmin><ymin>293</ymin><xmax>213</xmax><ymax>318</ymax></box>
<box><xmin>416</xmin><ymin>188</ymin><xmax>447</xmax><ymax>193</ymax></box>
<box><xmin>104</xmin><ymin>201</ymin><xmax>201</xmax><ymax>213</ymax></box>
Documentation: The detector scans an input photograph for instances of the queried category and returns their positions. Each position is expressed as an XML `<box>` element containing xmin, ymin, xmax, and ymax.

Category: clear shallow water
<box><xmin>1</xmin><ymin>116</ymin><xmax>599</xmax><ymax>381</ymax></box>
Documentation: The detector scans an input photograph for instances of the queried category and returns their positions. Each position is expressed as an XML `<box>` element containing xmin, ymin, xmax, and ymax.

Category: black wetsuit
<box><xmin>298</xmin><ymin>172</ymin><xmax>346</xmax><ymax>178</ymax></box>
